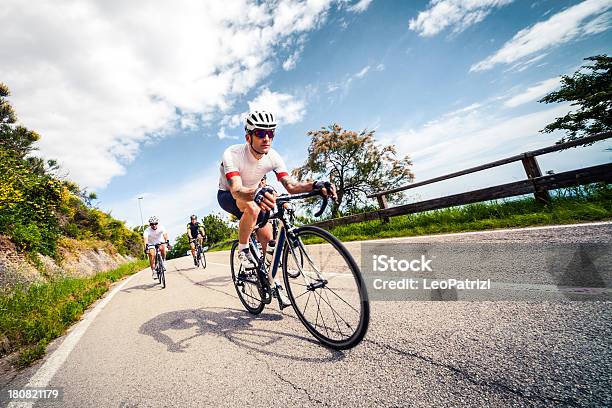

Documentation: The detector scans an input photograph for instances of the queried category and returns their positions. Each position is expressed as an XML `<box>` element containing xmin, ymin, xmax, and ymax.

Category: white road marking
<box><xmin>7</xmin><ymin>269</ymin><xmax>145</xmax><ymax>408</ymax></box>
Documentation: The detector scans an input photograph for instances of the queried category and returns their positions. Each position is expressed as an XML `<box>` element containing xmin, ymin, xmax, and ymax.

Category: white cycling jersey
<box><xmin>218</xmin><ymin>143</ymin><xmax>289</xmax><ymax>191</ymax></box>
<box><xmin>143</xmin><ymin>225</ymin><xmax>168</xmax><ymax>245</ymax></box>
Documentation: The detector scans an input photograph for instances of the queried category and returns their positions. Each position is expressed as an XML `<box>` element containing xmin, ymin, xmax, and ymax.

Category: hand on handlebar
<box><xmin>313</xmin><ymin>180</ymin><xmax>337</xmax><ymax>201</ymax></box>
<box><xmin>254</xmin><ymin>185</ymin><xmax>277</xmax><ymax>212</ymax></box>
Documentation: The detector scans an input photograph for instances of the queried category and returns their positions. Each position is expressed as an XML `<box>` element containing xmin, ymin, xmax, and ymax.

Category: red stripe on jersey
<box><xmin>276</xmin><ymin>172</ymin><xmax>289</xmax><ymax>181</ymax></box>
<box><xmin>225</xmin><ymin>171</ymin><xmax>240</xmax><ymax>180</ymax></box>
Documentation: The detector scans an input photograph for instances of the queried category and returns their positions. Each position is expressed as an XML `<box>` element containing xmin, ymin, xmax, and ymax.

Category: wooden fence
<box><xmin>312</xmin><ymin>131</ymin><xmax>612</xmax><ymax>230</ymax></box>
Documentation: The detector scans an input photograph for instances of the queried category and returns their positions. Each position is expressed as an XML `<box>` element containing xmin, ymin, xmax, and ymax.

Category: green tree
<box><xmin>201</xmin><ymin>213</ymin><xmax>235</xmax><ymax>245</ymax></box>
<box><xmin>0</xmin><ymin>83</ymin><xmax>143</xmax><ymax>258</ymax></box>
<box><xmin>0</xmin><ymin>83</ymin><xmax>41</xmax><ymax>160</ymax></box>
<box><xmin>292</xmin><ymin>124</ymin><xmax>414</xmax><ymax>217</ymax></box>
<box><xmin>167</xmin><ymin>233</ymin><xmax>190</xmax><ymax>259</ymax></box>
<box><xmin>539</xmin><ymin>55</ymin><xmax>612</xmax><ymax>144</ymax></box>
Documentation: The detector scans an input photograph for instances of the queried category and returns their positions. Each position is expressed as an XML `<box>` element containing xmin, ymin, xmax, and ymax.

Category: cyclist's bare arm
<box><xmin>279</xmin><ymin>175</ymin><xmax>337</xmax><ymax>199</ymax></box>
<box><xmin>278</xmin><ymin>175</ymin><xmax>312</xmax><ymax>194</ymax></box>
<box><xmin>228</xmin><ymin>175</ymin><xmax>257</xmax><ymax>202</ymax></box>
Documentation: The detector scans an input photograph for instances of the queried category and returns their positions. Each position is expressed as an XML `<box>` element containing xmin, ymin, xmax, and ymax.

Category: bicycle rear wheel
<box><xmin>282</xmin><ymin>226</ymin><xmax>369</xmax><ymax>350</ymax></box>
<box><xmin>230</xmin><ymin>241</ymin><xmax>264</xmax><ymax>314</ymax></box>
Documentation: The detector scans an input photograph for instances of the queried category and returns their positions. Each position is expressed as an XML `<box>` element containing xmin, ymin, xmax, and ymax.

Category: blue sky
<box><xmin>2</xmin><ymin>0</ymin><xmax>611</xmax><ymax>239</ymax></box>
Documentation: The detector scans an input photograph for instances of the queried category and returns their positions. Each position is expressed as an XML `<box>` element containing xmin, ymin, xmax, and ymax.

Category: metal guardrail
<box><xmin>312</xmin><ymin>131</ymin><xmax>612</xmax><ymax>230</ymax></box>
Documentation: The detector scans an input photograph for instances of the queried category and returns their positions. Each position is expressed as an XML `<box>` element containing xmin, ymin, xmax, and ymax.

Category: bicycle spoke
<box><xmin>321</xmin><ymin>288</ymin><xmax>346</xmax><ymax>338</ymax></box>
<box><xmin>312</xmin><ymin>289</ymin><xmax>330</xmax><ymax>338</ymax></box>
<box><xmin>302</xmin><ymin>290</ymin><xmax>312</xmax><ymax>318</ymax></box>
<box><xmin>292</xmin><ymin>289</ymin><xmax>310</xmax><ymax>300</ymax></box>
<box><xmin>324</xmin><ymin>286</ymin><xmax>361</xmax><ymax>315</ymax></box>
<box><xmin>319</xmin><ymin>288</ymin><xmax>354</xmax><ymax>334</ymax></box>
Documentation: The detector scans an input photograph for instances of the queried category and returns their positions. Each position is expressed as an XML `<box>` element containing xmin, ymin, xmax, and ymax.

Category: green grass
<box><xmin>207</xmin><ymin>241</ymin><xmax>235</xmax><ymax>252</ymax></box>
<box><xmin>324</xmin><ymin>185</ymin><xmax>612</xmax><ymax>242</ymax></box>
<box><xmin>0</xmin><ymin>259</ymin><xmax>148</xmax><ymax>367</ymax></box>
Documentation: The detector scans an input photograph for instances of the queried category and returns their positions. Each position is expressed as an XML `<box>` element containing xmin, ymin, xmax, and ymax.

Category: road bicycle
<box><xmin>190</xmin><ymin>238</ymin><xmax>207</xmax><ymax>269</ymax></box>
<box><xmin>147</xmin><ymin>241</ymin><xmax>169</xmax><ymax>288</ymax></box>
<box><xmin>230</xmin><ymin>191</ymin><xmax>369</xmax><ymax>350</ymax></box>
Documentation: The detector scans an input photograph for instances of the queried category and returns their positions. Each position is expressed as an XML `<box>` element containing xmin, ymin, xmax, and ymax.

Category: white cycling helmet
<box><xmin>244</xmin><ymin>110</ymin><xmax>276</xmax><ymax>131</ymax></box>
<box><xmin>148</xmin><ymin>216</ymin><xmax>159</xmax><ymax>224</ymax></box>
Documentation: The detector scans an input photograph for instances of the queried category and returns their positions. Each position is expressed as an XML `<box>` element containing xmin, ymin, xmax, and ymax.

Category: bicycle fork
<box><xmin>284</xmin><ymin>228</ymin><xmax>328</xmax><ymax>290</ymax></box>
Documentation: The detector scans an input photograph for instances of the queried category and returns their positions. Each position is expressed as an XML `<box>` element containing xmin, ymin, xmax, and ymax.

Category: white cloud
<box><xmin>504</xmin><ymin>77</ymin><xmax>560</xmax><ymax>108</ymax></box>
<box><xmin>354</xmin><ymin>66</ymin><xmax>371</xmax><ymax>78</ymax></box>
<box><xmin>327</xmin><ymin>64</ymin><xmax>374</xmax><ymax>95</ymax></box>
<box><xmin>375</xmin><ymin>63</ymin><xmax>385</xmax><ymax>71</ymax></box>
<box><xmin>0</xmin><ymin>0</ymin><xmax>334</xmax><ymax>189</ymax></box>
<box><xmin>217</xmin><ymin>127</ymin><xmax>239</xmax><ymax>140</ymax></box>
<box><xmin>583</xmin><ymin>10</ymin><xmax>612</xmax><ymax>34</ymax></box>
<box><xmin>282</xmin><ymin>51</ymin><xmax>300</xmax><ymax>70</ymax></box>
<box><xmin>379</xmin><ymin>102</ymin><xmax>573</xmax><ymax>182</ymax></box>
<box><xmin>503</xmin><ymin>53</ymin><xmax>548</xmax><ymax>73</ymax></box>
<box><xmin>247</xmin><ymin>88</ymin><xmax>306</xmax><ymax>125</ymax></box>
<box><xmin>471</xmin><ymin>0</ymin><xmax>612</xmax><ymax>72</ymax></box>
<box><xmin>409</xmin><ymin>0</ymin><xmax>514</xmax><ymax>37</ymax></box>
<box><xmin>222</xmin><ymin>88</ymin><xmax>306</xmax><ymax>131</ymax></box>
<box><xmin>348</xmin><ymin>0</ymin><xmax>374</xmax><ymax>13</ymax></box>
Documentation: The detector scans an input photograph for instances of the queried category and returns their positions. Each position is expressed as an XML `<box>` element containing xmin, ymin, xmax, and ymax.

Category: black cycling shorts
<box><xmin>217</xmin><ymin>190</ymin><xmax>266</xmax><ymax>224</ymax></box>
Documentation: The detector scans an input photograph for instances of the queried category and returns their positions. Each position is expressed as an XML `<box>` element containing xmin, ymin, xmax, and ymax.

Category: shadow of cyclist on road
<box><xmin>121</xmin><ymin>283</ymin><xmax>160</xmax><ymax>292</ymax></box>
<box><xmin>139</xmin><ymin>307</ymin><xmax>345</xmax><ymax>362</ymax></box>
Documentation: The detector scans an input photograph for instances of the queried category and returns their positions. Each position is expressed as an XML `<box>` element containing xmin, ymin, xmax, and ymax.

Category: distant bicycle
<box><xmin>147</xmin><ymin>241</ymin><xmax>168</xmax><ymax>288</ymax></box>
<box><xmin>190</xmin><ymin>238</ymin><xmax>207</xmax><ymax>269</ymax></box>
<box><xmin>230</xmin><ymin>191</ymin><xmax>369</xmax><ymax>350</ymax></box>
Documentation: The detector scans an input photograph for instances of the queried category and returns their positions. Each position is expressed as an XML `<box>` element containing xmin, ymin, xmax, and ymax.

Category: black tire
<box><xmin>199</xmin><ymin>248</ymin><xmax>207</xmax><ymax>269</ymax></box>
<box><xmin>157</xmin><ymin>253</ymin><xmax>166</xmax><ymax>289</ymax></box>
<box><xmin>282</xmin><ymin>226</ymin><xmax>369</xmax><ymax>350</ymax></box>
<box><xmin>230</xmin><ymin>241</ymin><xmax>264</xmax><ymax>314</ymax></box>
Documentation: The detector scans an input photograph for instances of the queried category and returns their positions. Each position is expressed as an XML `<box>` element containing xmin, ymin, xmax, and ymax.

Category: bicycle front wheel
<box><xmin>157</xmin><ymin>254</ymin><xmax>166</xmax><ymax>289</ymax></box>
<box><xmin>282</xmin><ymin>226</ymin><xmax>369</xmax><ymax>350</ymax></box>
<box><xmin>230</xmin><ymin>241</ymin><xmax>264</xmax><ymax>314</ymax></box>
<box><xmin>199</xmin><ymin>249</ymin><xmax>207</xmax><ymax>269</ymax></box>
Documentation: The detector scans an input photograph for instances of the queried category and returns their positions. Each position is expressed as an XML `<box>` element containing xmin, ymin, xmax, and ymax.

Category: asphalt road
<box><xmin>2</xmin><ymin>222</ymin><xmax>611</xmax><ymax>407</ymax></box>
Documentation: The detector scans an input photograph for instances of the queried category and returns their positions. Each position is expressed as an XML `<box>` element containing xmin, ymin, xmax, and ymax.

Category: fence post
<box><xmin>376</xmin><ymin>194</ymin><xmax>390</xmax><ymax>223</ymax></box>
<box><xmin>521</xmin><ymin>154</ymin><xmax>550</xmax><ymax>203</ymax></box>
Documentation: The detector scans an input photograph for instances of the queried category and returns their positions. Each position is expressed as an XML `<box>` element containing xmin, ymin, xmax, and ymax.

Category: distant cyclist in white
<box><xmin>143</xmin><ymin>216</ymin><xmax>171</xmax><ymax>278</ymax></box>
<box><xmin>217</xmin><ymin>110</ymin><xmax>336</xmax><ymax>309</ymax></box>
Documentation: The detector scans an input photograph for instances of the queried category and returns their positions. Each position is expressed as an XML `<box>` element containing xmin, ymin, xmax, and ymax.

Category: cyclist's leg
<box><xmin>218</xmin><ymin>189</ymin><xmax>264</xmax><ymax>265</ymax></box>
<box><xmin>255</xmin><ymin>224</ymin><xmax>274</xmax><ymax>281</ymax></box>
<box><xmin>147</xmin><ymin>247</ymin><xmax>156</xmax><ymax>270</ymax></box>
<box><xmin>235</xmin><ymin>199</ymin><xmax>260</xmax><ymax>248</ymax></box>
<box><xmin>189</xmin><ymin>240</ymin><xmax>196</xmax><ymax>258</ymax></box>
<box><xmin>160</xmin><ymin>243</ymin><xmax>168</xmax><ymax>260</ymax></box>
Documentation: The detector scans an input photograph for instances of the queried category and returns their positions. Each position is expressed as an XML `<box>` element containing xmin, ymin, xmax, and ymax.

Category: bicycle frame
<box><xmin>249</xmin><ymin>197</ymin><xmax>325</xmax><ymax>289</ymax></box>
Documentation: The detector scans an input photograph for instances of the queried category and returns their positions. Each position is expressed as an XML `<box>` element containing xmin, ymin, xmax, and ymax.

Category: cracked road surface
<box><xmin>1</xmin><ymin>223</ymin><xmax>611</xmax><ymax>407</ymax></box>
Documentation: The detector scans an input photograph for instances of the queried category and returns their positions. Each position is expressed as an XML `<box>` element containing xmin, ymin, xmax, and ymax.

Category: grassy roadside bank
<box><xmin>210</xmin><ymin>185</ymin><xmax>611</xmax><ymax>247</ymax></box>
<box><xmin>0</xmin><ymin>259</ymin><xmax>148</xmax><ymax>368</ymax></box>
<box><xmin>327</xmin><ymin>185</ymin><xmax>612</xmax><ymax>242</ymax></box>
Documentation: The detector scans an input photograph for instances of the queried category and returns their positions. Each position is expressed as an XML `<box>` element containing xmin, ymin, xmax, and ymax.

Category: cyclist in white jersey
<box><xmin>217</xmin><ymin>110</ymin><xmax>336</xmax><ymax>309</ymax></box>
<box><xmin>143</xmin><ymin>216</ymin><xmax>171</xmax><ymax>278</ymax></box>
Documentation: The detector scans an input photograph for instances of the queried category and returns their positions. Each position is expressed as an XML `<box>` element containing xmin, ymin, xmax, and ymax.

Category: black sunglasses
<box><xmin>150</xmin><ymin>223</ymin><xmax>158</xmax><ymax>226</ymax></box>
<box><xmin>252</xmin><ymin>129</ymin><xmax>275</xmax><ymax>139</ymax></box>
